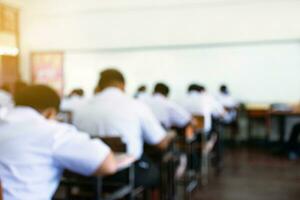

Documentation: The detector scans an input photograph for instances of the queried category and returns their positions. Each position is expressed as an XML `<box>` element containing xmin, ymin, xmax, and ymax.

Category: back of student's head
<box><xmin>137</xmin><ymin>85</ymin><xmax>147</xmax><ymax>93</ymax></box>
<box><xmin>220</xmin><ymin>84</ymin><xmax>229</xmax><ymax>94</ymax></box>
<box><xmin>154</xmin><ymin>82</ymin><xmax>170</xmax><ymax>97</ymax></box>
<box><xmin>1</xmin><ymin>84</ymin><xmax>10</xmax><ymax>93</ymax></box>
<box><xmin>97</xmin><ymin>68</ymin><xmax>125</xmax><ymax>91</ymax></box>
<box><xmin>188</xmin><ymin>84</ymin><xmax>205</xmax><ymax>93</ymax></box>
<box><xmin>14</xmin><ymin>85</ymin><xmax>60</xmax><ymax>112</ymax></box>
<box><xmin>69</xmin><ymin>88</ymin><xmax>84</xmax><ymax>97</ymax></box>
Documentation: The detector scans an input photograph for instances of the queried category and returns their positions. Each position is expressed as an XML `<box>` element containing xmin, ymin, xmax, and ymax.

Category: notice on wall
<box><xmin>31</xmin><ymin>52</ymin><xmax>64</xmax><ymax>96</ymax></box>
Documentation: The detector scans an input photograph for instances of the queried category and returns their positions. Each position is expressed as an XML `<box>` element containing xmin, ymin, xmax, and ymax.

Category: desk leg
<box><xmin>278</xmin><ymin>116</ymin><xmax>286</xmax><ymax>145</ymax></box>
<box><xmin>248</xmin><ymin>118</ymin><xmax>252</xmax><ymax>144</ymax></box>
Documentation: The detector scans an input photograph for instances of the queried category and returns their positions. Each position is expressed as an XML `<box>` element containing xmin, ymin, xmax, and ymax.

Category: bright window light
<box><xmin>0</xmin><ymin>47</ymin><xmax>19</xmax><ymax>56</ymax></box>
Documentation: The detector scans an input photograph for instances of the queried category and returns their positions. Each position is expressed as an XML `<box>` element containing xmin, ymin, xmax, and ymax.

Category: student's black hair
<box><xmin>1</xmin><ymin>84</ymin><xmax>10</xmax><ymax>93</ymax></box>
<box><xmin>137</xmin><ymin>85</ymin><xmax>147</xmax><ymax>93</ymax></box>
<box><xmin>97</xmin><ymin>68</ymin><xmax>125</xmax><ymax>90</ymax></box>
<box><xmin>188</xmin><ymin>84</ymin><xmax>205</xmax><ymax>93</ymax></box>
<box><xmin>14</xmin><ymin>85</ymin><xmax>61</xmax><ymax>112</ymax></box>
<box><xmin>69</xmin><ymin>88</ymin><xmax>84</xmax><ymax>97</ymax></box>
<box><xmin>154</xmin><ymin>82</ymin><xmax>170</xmax><ymax>97</ymax></box>
<box><xmin>220</xmin><ymin>84</ymin><xmax>228</xmax><ymax>94</ymax></box>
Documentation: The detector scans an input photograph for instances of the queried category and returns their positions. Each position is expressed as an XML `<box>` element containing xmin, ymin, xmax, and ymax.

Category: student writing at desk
<box><xmin>0</xmin><ymin>85</ymin><xmax>117</xmax><ymax>200</ymax></box>
<box><xmin>182</xmin><ymin>84</ymin><xmax>227</xmax><ymax>136</ymax></box>
<box><xmin>74</xmin><ymin>68</ymin><xmax>174</xmax><ymax>188</ymax></box>
<box><xmin>139</xmin><ymin>82</ymin><xmax>191</xmax><ymax>130</ymax></box>
<box><xmin>60</xmin><ymin>88</ymin><xmax>86</xmax><ymax>112</ymax></box>
<box><xmin>217</xmin><ymin>84</ymin><xmax>240</xmax><ymax>141</ymax></box>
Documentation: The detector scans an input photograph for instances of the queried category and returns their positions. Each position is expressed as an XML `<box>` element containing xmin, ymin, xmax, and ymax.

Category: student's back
<box><xmin>140</xmin><ymin>83</ymin><xmax>191</xmax><ymax>129</ymax></box>
<box><xmin>0</xmin><ymin>85</ymin><xmax>116</xmax><ymax>200</ymax></box>
<box><xmin>74</xmin><ymin>87</ymin><xmax>165</xmax><ymax>159</ymax></box>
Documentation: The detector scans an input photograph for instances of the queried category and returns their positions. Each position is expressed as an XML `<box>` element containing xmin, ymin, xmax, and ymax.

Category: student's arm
<box><xmin>168</xmin><ymin>102</ymin><xmax>192</xmax><ymax>128</ymax></box>
<box><xmin>52</xmin><ymin>124</ymin><xmax>117</xmax><ymax>176</ymax></box>
<box><xmin>138</xmin><ymin>103</ymin><xmax>171</xmax><ymax>150</ymax></box>
<box><xmin>155</xmin><ymin>131</ymin><xmax>176</xmax><ymax>150</ymax></box>
<box><xmin>93</xmin><ymin>152</ymin><xmax>117</xmax><ymax>176</ymax></box>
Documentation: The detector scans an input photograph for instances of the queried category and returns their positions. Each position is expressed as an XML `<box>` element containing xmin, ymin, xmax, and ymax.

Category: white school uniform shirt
<box><xmin>60</xmin><ymin>95</ymin><xmax>86</xmax><ymax>112</ymax></box>
<box><xmin>182</xmin><ymin>91</ymin><xmax>225</xmax><ymax>133</ymax></box>
<box><xmin>136</xmin><ymin>92</ymin><xmax>151</xmax><ymax>101</ymax></box>
<box><xmin>216</xmin><ymin>92</ymin><xmax>239</xmax><ymax>108</ymax></box>
<box><xmin>0</xmin><ymin>107</ymin><xmax>110</xmax><ymax>200</ymax></box>
<box><xmin>0</xmin><ymin>90</ymin><xmax>13</xmax><ymax>108</ymax></box>
<box><xmin>73</xmin><ymin>87</ymin><xmax>166</xmax><ymax>159</ymax></box>
<box><xmin>216</xmin><ymin>92</ymin><xmax>239</xmax><ymax>123</ymax></box>
<box><xmin>140</xmin><ymin>93</ymin><xmax>191</xmax><ymax>129</ymax></box>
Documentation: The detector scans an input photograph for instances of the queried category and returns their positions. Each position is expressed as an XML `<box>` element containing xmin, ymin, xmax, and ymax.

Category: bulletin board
<box><xmin>31</xmin><ymin>52</ymin><xmax>64</xmax><ymax>96</ymax></box>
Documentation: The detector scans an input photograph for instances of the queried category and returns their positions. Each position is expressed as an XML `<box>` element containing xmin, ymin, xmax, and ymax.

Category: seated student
<box><xmin>60</xmin><ymin>88</ymin><xmax>86</xmax><ymax>112</ymax></box>
<box><xmin>0</xmin><ymin>85</ymin><xmax>117</xmax><ymax>200</ymax></box>
<box><xmin>182</xmin><ymin>84</ymin><xmax>226</xmax><ymax>135</ymax></box>
<box><xmin>217</xmin><ymin>85</ymin><xmax>239</xmax><ymax>110</ymax></box>
<box><xmin>217</xmin><ymin>84</ymin><xmax>239</xmax><ymax>138</ymax></box>
<box><xmin>74</xmin><ymin>68</ymin><xmax>173</xmax><ymax>188</ymax></box>
<box><xmin>134</xmin><ymin>85</ymin><xmax>148</xmax><ymax>99</ymax></box>
<box><xmin>0</xmin><ymin>84</ymin><xmax>13</xmax><ymax>108</ymax></box>
<box><xmin>139</xmin><ymin>82</ymin><xmax>191</xmax><ymax>129</ymax></box>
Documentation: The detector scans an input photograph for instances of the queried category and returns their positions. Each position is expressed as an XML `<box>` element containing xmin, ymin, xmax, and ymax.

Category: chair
<box><xmin>192</xmin><ymin>115</ymin><xmax>217</xmax><ymax>185</ymax></box>
<box><xmin>53</xmin><ymin>137</ymin><xmax>135</xmax><ymax>200</ymax></box>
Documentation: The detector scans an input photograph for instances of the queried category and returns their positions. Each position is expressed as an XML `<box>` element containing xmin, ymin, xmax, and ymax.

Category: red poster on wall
<box><xmin>31</xmin><ymin>52</ymin><xmax>64</xmax><ymax>96</ymax></box>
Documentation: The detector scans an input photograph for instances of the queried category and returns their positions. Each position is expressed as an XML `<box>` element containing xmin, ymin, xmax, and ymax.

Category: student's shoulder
<box><xmin>46</xmin><ymin>120</ymin><xmax>79</xmax><ymax>136</ymax></box>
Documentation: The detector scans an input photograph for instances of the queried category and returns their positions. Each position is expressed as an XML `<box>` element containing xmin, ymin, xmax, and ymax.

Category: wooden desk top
<box><xmin>269</xmin><ymin>109</ymin><xmax>300</xmax><ymax>116</ymax></box>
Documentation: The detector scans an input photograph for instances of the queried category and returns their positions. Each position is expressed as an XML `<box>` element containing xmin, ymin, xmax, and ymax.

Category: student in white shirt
<box><xmin>140</xmin><ymin>82</ymin><xmax>191</xmax><ymax>129</ymax></box>
<box><xmin>60</xmin><ymin>88</ymin><xmax>86</xmax><ymax>112</ymax></box>
<box><xmin>134</xmin><ymin>85</ymin><xmax>147</xmax><ymax>99</ymax></box>
<box><xmin>74</xmin><ymin>69</ymin><xmax>173</xmax><ymax>188</ymax></box>
<box><xmin>182</xmin><ymin>84</ymin><xmax>226</xmax><ymax>135</ymax></box>
<box><xmin>0</xmin><ymin>85</ymin><xmax>117</xmax><ymax>200</ymax></box>
<box><xmin>217</xmin><ymin>85</ymin><xmax>239</xmax><ymax>109</ymax></box>
<box><xmin>217</xmin><ymin>85</ymin><xmax>239</xmax><ymax>139</ymax></box>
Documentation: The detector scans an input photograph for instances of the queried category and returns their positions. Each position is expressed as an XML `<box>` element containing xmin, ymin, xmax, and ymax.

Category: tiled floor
<box><xmin>192</xmin><ymin>148</ymin><xmax>300</xmax><ymax>200</ymax></box>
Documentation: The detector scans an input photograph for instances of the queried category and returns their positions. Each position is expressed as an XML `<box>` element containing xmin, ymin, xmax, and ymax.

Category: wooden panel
<box><xmin>0</xmin><ymin>55</ymin><xmax>19</xmax><ymax>84</ymax></box>
<box><xmin>0</xmin><ymin>4</ymin><xmax>18</xmax><ymax>34</ymax></box>
<box><xmin>0</xmin><ymin>5</ymin><xmax>3</xmax><ymax>31</ymax></box>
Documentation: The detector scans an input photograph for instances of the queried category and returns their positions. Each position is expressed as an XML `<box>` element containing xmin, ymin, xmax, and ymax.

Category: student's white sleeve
<box><xmin>138</xmin><ymin>103</ymin><xmax>167</xmax><ymax>145</ymax></box>
<box><xmin>168</xmin><ymin>102</ymin><xmax>192</xmax><ymax>128</ymax></box>
<box><xmin>52</xmin><ymin>125</ymin><xmax>111</xmax><ymax>176</ymax></box>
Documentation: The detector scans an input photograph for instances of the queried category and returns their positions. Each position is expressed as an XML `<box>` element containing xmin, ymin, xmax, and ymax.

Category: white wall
<box><xmin>17</xmin><ymin>0</ymin><xmax>300</xmax><ymax>103</ymax></box>
<box><xmin>64</xmin><ymin>42</ymin><xmax>300</xmax><ymax>103</ymax></box>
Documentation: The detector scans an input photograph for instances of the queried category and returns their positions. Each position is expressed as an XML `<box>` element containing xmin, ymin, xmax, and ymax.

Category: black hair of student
<box><xmin>1</xmin><ymin>84</ymin><xmax>10</xmax><ymax>93</ymax></box>
<box><xmin>137</xmin><ymin>85</ymin><xmax>147</xmax><ymax>93</ymax></box>
<box><xmin>154</xmin><ymin>82</ymin><xmax>170</xmax><ymax>97</ymax></box>
<box><xmin>97</xmin><ymin>68</ymin><xmax>125</xmax><ymax>90</ymax></box>
<box><xmin>220</xmin><ymin>84</ymin><xmax>229</xmax><ymax>94</ymax></box>
<box><xmin>14</xmin><ymin>85</ymin><xmax>61</xmax><ymax>112</ymax></box>
<box><xmin>69</xmin><ymin>88</ymin><xmax>84</xmax><ymax>97</ymax></box>
<box><xmin>188</xmin><ymin>84</ymin><xmax>205</xmax><ymax>93</ymax></box>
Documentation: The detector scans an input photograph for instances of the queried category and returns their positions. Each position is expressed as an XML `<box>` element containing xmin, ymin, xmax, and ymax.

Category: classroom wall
<box><xmin>17</xmin><ymin>0</ymin><xmax>300</xmax><ymax>103</ymax></box>
<box><xmin>64</xmin><ymin>42</ymin><xmax>300</xmax><ymax>103</ymax></box>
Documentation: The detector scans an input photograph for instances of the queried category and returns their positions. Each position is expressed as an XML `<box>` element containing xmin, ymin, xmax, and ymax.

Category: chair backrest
<box><xmin>94</xmin><ymin>136</ymin><xmax>126</xmax><ymax>153</ymax></box>
<box><xmin>192</xmin><ymin>115</ymin><xmax>205</xmax><ymax>130</ymax></box>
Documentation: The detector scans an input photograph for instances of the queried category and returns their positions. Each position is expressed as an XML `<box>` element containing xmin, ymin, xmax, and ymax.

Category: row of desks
<box><xmin>246</xmin><ymin>104</ymin><xmax>300</xmax><ymax>144</ymax></box>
